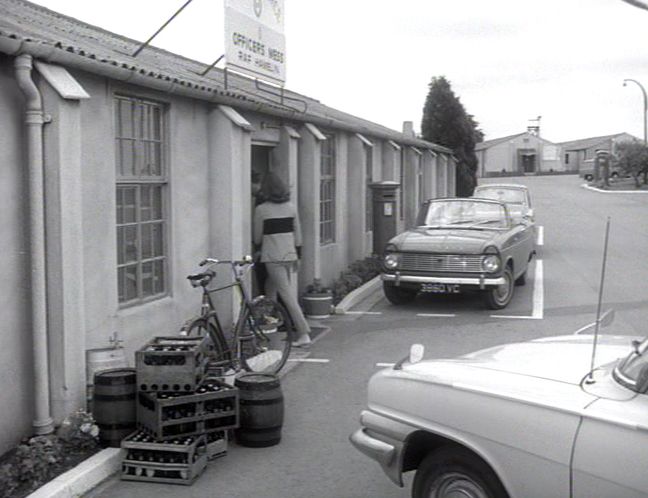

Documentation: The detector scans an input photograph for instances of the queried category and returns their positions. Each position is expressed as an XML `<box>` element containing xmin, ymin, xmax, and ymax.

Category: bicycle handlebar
<box><xmin>199</xmin><ymin>255</ymin><xmax>253</xmax><ymax>267</ymax></box>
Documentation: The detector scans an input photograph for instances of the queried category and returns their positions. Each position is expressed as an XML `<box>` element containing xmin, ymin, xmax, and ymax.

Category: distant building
<box><xmin>475</xmin><ymin>128</ymin><xmax>563</xmax><ymax>177</ymax></box>
<box><xmin>557</xmin><ymin>132</ymin><xmax>638</xmax><ymax>174</ymax></box>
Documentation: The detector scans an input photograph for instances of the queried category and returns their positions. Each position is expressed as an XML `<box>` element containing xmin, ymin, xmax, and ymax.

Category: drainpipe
<box><xmin>15</xmin><ymin>54</ymin><xmax>54</xmax><ymax>435</ymax></box>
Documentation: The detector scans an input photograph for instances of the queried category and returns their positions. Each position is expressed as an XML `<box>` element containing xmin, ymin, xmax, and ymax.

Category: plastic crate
<box><xmin>120</xmin><ymin>431</ymin><xmax>207</xmax><ymax>485</ymax></box>
<box><xmin>136</xmin><ymin>336</ymin><xmax>212</xmax><ymax>393</ymax></box>
<box><xmin>137</xmin><ymin>379</ymin><xmax>238</xmax><ymax>440</ymax></box>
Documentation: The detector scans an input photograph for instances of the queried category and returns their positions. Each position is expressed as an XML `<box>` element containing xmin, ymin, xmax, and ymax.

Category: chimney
<box><xmin>402</xmin><ymin>121</ymin><xmax>416</xmax><ymax>138</ymax></box>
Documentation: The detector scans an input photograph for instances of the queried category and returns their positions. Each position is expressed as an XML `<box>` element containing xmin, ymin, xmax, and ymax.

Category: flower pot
<box><xmin>302</xmin><ymin>292</ymin><xmax>333</xmax><ymax>319</ymax></box>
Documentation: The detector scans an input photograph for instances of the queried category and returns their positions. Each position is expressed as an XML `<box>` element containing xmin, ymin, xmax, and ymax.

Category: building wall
<box><xmin>76</xmin><ymin>74</ymin><xmax>214</xmax><ymax>357</ymax></box>
<box><xmin>0</xmin><ymin>53</ymin><xmax>448</xmax><ymax>453</ymax></box>
<box><xmin>479</xmin><ymin>133</ymin><xmax>563</xmax><ymax>176</ymax></box>
<box><xmin>0</xmin><ymin>56</ymin><xmax>34</xmax><ymax>454</ymax></box>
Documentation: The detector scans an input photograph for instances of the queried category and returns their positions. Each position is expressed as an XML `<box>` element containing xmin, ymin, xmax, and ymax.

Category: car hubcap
<box><xmin>429</xmin><ymin>472</ymin><xmax>488</xmax><ymax>498</ymax></box>
<box><xmin>494</xmin><ymin>272</ymin><xmax>512</xmax><ymax>304</ymax></box>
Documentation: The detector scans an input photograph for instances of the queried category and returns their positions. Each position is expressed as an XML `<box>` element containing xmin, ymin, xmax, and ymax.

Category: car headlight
<box><xmin>384</xmin><ymin>253</ymin><xmax>400</xmax><ymax>270</ymax></box>
<box><xmin>482</xmin><ymin>254</ymin><xmax>500</xmax><ymax>273</ymax></box>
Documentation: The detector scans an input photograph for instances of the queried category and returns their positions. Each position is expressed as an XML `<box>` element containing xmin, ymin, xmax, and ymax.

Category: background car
<box><xmin>350</xmin><ymin>319</ymin><xmax>648</xmax><ymax>498</ymax></box>
<box><xmin>473</xmin><ymin>183</ymin><xmax>535</xmax><ymax>225</ymax></box>
<box><xmin>382</xmin><ymin>198</ymin><xmax>535</xmax><ymax>309</ymax></box>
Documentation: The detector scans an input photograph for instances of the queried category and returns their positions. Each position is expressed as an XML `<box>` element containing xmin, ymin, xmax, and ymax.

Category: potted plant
<box><xmin>301</xmin><ymin>278</ymin><xmax>333</xmax><ymax>319</ymax></box>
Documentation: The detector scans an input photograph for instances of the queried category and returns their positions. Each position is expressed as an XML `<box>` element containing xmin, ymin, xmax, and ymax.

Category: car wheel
<box><xmin>484</xmin><ymin>266</ymin><xmax>514</xmax><ymax>309</ymax></box>
<box><xmin>383</xmin><ymin>282</ymin><xmax>417</xmax><ymax>305</ymax></box>
<box><xmin>412</xmin><ymin>446</ymin><xmax>508</xmax><ymax>498</ymax></box>
<box><xmin>584</xmin><ymin>174</ymin><xmax>593</xmax><ymax>181</ymax></box>
<box><xmin>514</xmin><ymin>269</ymin><xmax>527</xmax><ymax>286</ymax></box>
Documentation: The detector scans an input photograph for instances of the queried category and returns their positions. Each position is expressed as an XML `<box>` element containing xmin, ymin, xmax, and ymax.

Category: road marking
<box><xmin>537</xmin><ymin>226</ymin><xmax>544</xmax><ymax>246</ymax></box>
<box><xmin>417</xmin><ymin>313</ymin><xmax>456</xmax><ymax>317</ymax></box>
<box><xmin>345</xmin><ymin>311</ymin><xmax>383</xmax><ymax>315</ymax></box>
<box><xmin>376</xmin><ymin>363</ymin><xmax>395</xmax><ymax>368</ymax></box>
<box><xmin>287</xmin><ymin>358</ymin><xmax>330</xmax><ymax>363</ymax></box>
<box><xmin>491</xmin><ymin>259</ymin><xmax>544</xmax><ymax>320</ymax></box>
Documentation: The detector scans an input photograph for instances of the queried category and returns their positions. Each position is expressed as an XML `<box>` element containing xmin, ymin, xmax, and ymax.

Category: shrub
<box><xmin>331</xmin><ymin>256</ymin><xmax>381</xmax><ymax>305</ymax></box>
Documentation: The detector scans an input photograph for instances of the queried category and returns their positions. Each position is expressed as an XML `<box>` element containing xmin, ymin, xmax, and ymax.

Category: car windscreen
<box><xmin>474</xmin><ymin>187</ymin><xmax>526</xmax><ymax>205</ymax></box>
<box><xmin>417</xmin><ymin>200</ymin><xmax>508</xmax><ymax>229</ymax></box>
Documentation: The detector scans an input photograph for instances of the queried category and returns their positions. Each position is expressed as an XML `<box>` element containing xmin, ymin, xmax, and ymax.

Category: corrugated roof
<box><xmin>557</xmin><ymin>132</ymin><xmax>636</xmax><ymax>151</ymax></box>
<box><xmin>0</xmin><ymin>0</ymin><xmax>452</xmax><ymax>153</ymax></box>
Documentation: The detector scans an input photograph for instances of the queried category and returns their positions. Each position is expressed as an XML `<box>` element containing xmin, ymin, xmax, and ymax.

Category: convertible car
<box><xmin>381</xmin><ymin>198</ymin><xmax>535</xmax><ymax>309</ymax></box>
<box><xmin>350</xmin><ymin>321</ymin><xmax>648</xmax><ymax>498</ymax></box>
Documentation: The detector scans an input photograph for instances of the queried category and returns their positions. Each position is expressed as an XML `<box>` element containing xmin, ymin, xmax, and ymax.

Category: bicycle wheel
<box><xmin>184</xmin><ymin>317</ymin><xmax>231</xmax><ymax>373</ymax></box>
<box><xmin>239</xmin><ymin>297</ymin><xmax>294</xmax><ymax>374</ymax></box>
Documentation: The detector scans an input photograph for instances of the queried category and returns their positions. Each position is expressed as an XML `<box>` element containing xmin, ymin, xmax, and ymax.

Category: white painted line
<box><xmin>532</xmin><ymin>259</ymin><xmax>544</xmax><ymax>319</ymax></box>
<box><xmin>287</xmin><ymin>358</ymin><xmax>330</xmax><ymax>363</ymax></box>
<box><xmin>417</xmin><ymin>313</ymin><xmax>456</xmax><ymax>317</ymax></box>
<box><xmin>537</xmin><ymin>226</ymin><xmax>544</xmax><ymax>246</ymax></box>
<box><xmin>490</xmin><ymin>315</ymin><xmax>541</xmax><ymax>320</ymax></box>
<box><xmin>491</xmin><ymin>259</ymin><xmax>544</xmax><ymax>320</ymax></box>
<box><xmin>376</xmin><ymin>362</ymin><xmax>395</xmax><ymax>368</ymax></box>
<box><xmin>345</xmin><ymin>311</ymin><xmax>383</xmax><ymax>315</ymax></box>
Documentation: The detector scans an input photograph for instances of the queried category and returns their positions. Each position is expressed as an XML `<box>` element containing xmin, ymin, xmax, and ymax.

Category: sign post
<box><xmin>224</xmin><ymin>0</ymin><xmax>286</xmax><ymax>85</ymax></box>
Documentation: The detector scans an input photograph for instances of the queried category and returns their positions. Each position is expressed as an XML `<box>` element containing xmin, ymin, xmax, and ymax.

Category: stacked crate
<box><xmin>121</xmin><ymin>336</ymin><xmax>238</xmax><ymax>485</ymax></box>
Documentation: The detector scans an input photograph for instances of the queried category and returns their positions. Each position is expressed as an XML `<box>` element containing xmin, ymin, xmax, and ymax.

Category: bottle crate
<box><xmin>136</xmin><ymin>379</ymin><xmax>239</xmax><ymax>440</ymax></box>
<box><xmin>206</xmin><ymin>431</ymin><xmax>227</xmax><ymax>460</ymax></box>
<box><xmin>120</xmin><ymin>431</ymin><xmax>207</xmax><ymax>485</ymax></box>
<box><xmin>136</xmin><ymin>336</ymin><xmax>213</xmax><ymax>393</ymax></box>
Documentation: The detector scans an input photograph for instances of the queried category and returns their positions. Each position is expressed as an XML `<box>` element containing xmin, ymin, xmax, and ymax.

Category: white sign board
<box><xmin>543</xmin><ymin>145</ymin><xmax>558</xmax><ymax>161</ymax></box>
<box><xmin>224</xmin><ymin>0</ymin><xmax>286</xmax><ymax>85</ymax></box>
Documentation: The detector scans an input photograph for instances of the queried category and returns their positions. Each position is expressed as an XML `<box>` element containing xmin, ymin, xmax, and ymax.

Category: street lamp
<box><xmin>623</xmin><ymin>78</ymin><xmax>648</xmax><ymax>143</ymax></box>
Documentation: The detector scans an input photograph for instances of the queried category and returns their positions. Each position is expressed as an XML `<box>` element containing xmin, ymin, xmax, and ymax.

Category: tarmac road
<box><xmin>86</xmin><ymin>174</ymin><xmax>648</xmax><ymax>498</ymax></box>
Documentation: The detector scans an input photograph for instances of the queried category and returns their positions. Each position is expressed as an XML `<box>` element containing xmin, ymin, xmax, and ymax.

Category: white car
<box><xmin>350</xmin><ymin>319</ymin><xmax>648</xmax><ymax>498</ymax></box>
<box><xmin>473</xmin><ymin>184</ymin><xmax>534</xmax><ymax>225</ymax></box>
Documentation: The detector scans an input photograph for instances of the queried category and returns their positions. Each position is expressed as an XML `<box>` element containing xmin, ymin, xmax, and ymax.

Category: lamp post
<box><xmin>623</xmin><ymin>78</ymin><xmax>648</xmax><ymax>143</ymax></box>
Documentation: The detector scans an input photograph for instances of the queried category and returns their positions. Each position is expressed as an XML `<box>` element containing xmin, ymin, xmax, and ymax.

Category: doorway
<box><xmin>251</xmin><ymin>144</ymin><xmax>274</xmax><ymax>296</ymax></box>
<box><xmin>518</xmin><ymin>150</ymin><xmax>536</xmax><ymax>174</ymax></box>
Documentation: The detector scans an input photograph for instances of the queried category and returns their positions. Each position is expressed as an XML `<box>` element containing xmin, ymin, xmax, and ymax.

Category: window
<box><xmin>320</xmin><ymin>133</ymin><xmax>336</xmax><ymax>244</ymax></box>
<box><xmin>115</xmin><ymin>95</ymin><xmax>168</xmax><ymax>305</ymax></box>
<box><xmin>417</xmin><ymin>153</ymin><xmax>424</xmax><ymax>207</ymax></box>
<box><xmin>565</xmin><ymin>153</ymin><xmax>570</xmax><ymax>164</ymax></box>
<box><xmin>365</xmin><ymin>143</ymin><xmax>373</xmax><ymax>231</ymax></box>
<box><xmin>399</xmin><ymin>148</ymin><xmax>405</xmax><ymax>220</ymax></box>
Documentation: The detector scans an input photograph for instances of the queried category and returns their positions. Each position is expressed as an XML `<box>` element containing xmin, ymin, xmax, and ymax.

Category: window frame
<box><xmin>365</xmin><ymin>142</ymin><xmax>373</xmax><ymax>232</ymax></box>
<box><xmin>114</xmin><ymin>94</ymin><xmax>169</xmax><ymax>307</ymax></box>
<box><xmin>320</xmin><ymin>133</ymin><xmax>337</xmax><ymax>245</ymax></box>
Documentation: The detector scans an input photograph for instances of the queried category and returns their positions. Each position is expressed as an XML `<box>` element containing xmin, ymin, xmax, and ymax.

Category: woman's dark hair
<box><xmin>261</xmin><ymin>171</ymin><xmax>290</xmax><ymax>203</ymax></box>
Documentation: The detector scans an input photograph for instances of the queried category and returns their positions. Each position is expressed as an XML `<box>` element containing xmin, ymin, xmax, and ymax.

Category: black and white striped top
<box><xmin>253</xmin><ymin>201</ymin><xmax>302</xmax><ymax>263</ymax></box>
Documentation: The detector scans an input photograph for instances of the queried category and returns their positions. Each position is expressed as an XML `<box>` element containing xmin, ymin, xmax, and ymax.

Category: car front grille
<box><xmin>399</xmin><ymin>253</ymin><xmax>484</xmax><ymax>273</ymax></box>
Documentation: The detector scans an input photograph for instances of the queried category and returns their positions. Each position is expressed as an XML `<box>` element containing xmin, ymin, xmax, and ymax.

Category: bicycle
<box><xmin>180</xmin><ymin>256</ymin><xmax>294</xmax><ymax>375</ymax></box>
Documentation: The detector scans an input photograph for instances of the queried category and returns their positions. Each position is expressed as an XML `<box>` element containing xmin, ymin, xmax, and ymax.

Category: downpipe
<box><xmin>15</xmin><ymin>53</ymin><xmax>54</xmax><ymax>435</ymax></box>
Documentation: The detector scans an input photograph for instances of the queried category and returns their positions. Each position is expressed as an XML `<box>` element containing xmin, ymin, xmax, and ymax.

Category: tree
<box><xmin>421</xmin><ymin>76</ymin><xmax>484</xmax><ymax>197</ymax></box>
<box><xmin>613</xmin><ymin>140</ymin><xmax>648</xmax><ymax>187</ymax></box>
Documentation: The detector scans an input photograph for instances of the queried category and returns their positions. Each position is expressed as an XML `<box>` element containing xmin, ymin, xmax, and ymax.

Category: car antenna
<box><xmin>585</xmin><ymin>217</ymin><xmax>611</xmax><ymax>384</ymax></box>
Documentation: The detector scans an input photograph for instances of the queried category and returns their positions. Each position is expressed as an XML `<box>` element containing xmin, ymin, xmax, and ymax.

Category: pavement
<box><xmin>27</xmin><ymin>279</ymin><xmax>381</xmax><ymax>498</ymax></box>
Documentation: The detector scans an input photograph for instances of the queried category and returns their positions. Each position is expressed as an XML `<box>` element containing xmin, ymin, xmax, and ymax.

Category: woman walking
<box><xmin>253</xmin><ymin>172</ymin><xmax>312</xmax><ymax>347</ymax></box>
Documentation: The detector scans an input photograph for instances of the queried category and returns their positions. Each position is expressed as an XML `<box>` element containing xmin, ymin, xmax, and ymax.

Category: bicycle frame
<box><xmin>195</xmin><ymin>261</ymin><xmax>260</xmax><ymax>361</ymax></box>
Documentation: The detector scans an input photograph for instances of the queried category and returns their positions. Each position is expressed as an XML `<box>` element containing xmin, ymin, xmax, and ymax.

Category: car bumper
<box><xmin>349</xmin><ymin>410</ymin><xmax>411</xmax><ymax>487</ymax></box>
<box><xmin>382</xmin><ymin>272</ymin><xmax>505</xmax><ymax>289</ymax></box>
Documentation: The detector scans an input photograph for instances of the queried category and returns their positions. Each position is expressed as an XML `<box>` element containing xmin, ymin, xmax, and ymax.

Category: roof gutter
<box><xmin>14</xmin><ymin>53</ymin><xmax>55</xmax><ymax>435</ymax></box>
<box><xmin>0</xmin><ymin>34</ymin><xmax>453</xmax><ymax>154</ymax></box>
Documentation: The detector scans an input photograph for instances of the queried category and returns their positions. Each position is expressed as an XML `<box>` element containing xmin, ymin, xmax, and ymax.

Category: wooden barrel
<box><xmin>93</xmin><ymin>368</ymin><xmax>137</xmax><ymax>448</ymax></box>
<box><xmin>234</xmin><ymin>373</ymin><xmax>284</xmax><ymax>448</ymax></box>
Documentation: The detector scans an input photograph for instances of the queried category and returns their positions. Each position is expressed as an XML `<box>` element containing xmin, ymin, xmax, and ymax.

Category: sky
<box><xmin>26</xmin><ymin>0</ymin><xmax>648</xmax><ymax>143</ymax></box>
